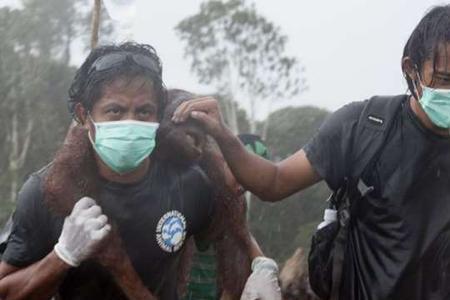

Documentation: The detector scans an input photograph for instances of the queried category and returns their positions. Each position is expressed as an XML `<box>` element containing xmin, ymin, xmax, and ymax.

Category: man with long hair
<box><xmin>173</xmin><ymin>5</ymin><xmax>450</xmax><ymax>299</ymax></box>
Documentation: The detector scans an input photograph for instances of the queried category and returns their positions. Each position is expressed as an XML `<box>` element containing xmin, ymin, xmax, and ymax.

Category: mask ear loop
<box><xmin>411</xmin><ymin>65</ymin><xmax>424</xmax><ymax>101</ymax></box>
<box><xmin>86</xmin><ymin>112</ymin><xmax>97</xmax><ymax>144</ymax></box>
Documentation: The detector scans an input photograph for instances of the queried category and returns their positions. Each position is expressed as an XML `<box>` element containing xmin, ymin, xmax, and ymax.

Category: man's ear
<box><xmin>74</xmin><ymin>103</ymin><xmax>88</xmax><ymax>126</ymax></box>
<box><xmin>402</xmin><ymin>57</ymin><xmax>417</xmax><ymax>82</ymax></box>
<box><xmin>402</xmin><ymin>57</ymin><xmax>424</xmax><ymax>101</ymax></box>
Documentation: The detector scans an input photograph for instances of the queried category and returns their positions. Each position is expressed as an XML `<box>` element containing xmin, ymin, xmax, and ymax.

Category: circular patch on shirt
<box><xmin>156</xmin><ymin>210</ymin><xmax>187</xmax><ymax>253</ymax></box>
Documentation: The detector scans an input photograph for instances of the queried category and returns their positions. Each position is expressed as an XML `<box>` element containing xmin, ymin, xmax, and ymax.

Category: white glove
<box><xmin>54</xmin><ymin>197</ymin><xmax>111</xmax><ymax>267</ymax></box>
<box><xmin>240</xmin><ymin>257</ymin><xmax>282</xmax><ymax>300</ymax></box>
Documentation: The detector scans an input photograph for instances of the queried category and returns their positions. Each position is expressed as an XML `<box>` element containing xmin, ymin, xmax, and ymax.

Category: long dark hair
<box><xmin>402</xmin><ymin>5</ymin><xmax>450</xmax><ymax>99</ymax></box>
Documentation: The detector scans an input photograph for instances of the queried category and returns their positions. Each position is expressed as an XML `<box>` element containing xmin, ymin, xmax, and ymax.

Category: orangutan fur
<box><xmin>198</xmin><ymin>145</ymin><xmax>252</xmax><ymax>295</ymax></box>
<box><xmin>154</xmin><ymin>89</ymin><xmax>252</xmax><ymax>298</ymax></box>
<box><xmin>44</xmin><ymin>125</ymin><xmax>157</xmax><ymax>300</ymax></box>
<box><xmin>44</xmin><ymin>90</ymin><xmax>251</xmax><ymax>299</ymax></box>
<box><xmin>44</xmin><ymin>124</ymin><xmax>100</xmax><ymax>216</ymax></box>
<box><xmin>279</xmin><ymin>247</ymin><xmax>319</xmax><ymax>300</ymax></box>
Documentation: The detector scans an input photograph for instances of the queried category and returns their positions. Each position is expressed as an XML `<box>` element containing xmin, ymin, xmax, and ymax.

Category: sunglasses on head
<box><xmin>88</xmin><ymin>52</ymin><xmax>161</xmax><ymax>77</ymax></box>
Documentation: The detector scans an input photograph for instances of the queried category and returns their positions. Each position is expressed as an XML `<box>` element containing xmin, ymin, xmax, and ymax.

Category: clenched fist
<box><xmin>54</xmin><ymin>197</ymin><xmax>111</xmax><ymax>267</ymax></box>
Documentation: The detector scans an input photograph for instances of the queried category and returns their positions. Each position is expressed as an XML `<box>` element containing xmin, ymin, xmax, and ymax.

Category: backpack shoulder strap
<box><xmin>329</xmin><ymin>95</ymin><xmax>405</xmax><ymax>300</ymax></box>
<box><xmin>350</xmin><ymin>94</ymin><xmax>406</xmax><ymax>181</ymax></box>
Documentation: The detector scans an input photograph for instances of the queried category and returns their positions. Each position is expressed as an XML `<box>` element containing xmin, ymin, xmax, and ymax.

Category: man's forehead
<box><xmin>111</xmin><ymin>75</ymin><xmax>154</xmax><ymax>88</ymax></box>
<box><xmin>427</xmin><ymin>65</ymin><xmax>450</xmax><ymax>79</ymax></box>
<box><xmin>103</xmin><ymin>76</ymin><xmax>155</xmax><ymax>96</ymax></box>
<box><xmin>434</xmin><ymin>70</ymin><xmax>450</xmax><ymax>78</ymax></box>
<box><xmin>423</xmin><ymin>55</ymin><xmax>450</xmax><ymax>77</ymax></box>
<box><xmin>432</xmin><ymin>43</ymin><xmax>450</xmax><ymax>70</ymax></box>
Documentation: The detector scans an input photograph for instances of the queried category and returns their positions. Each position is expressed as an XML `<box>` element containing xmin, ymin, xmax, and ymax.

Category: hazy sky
<box><xmin>124</xmin><ymin>0</ymin><xmax>445</xmax><ymax>114</ymax></box>
<box><xmin>3</xmin><ymin>0</ymin><xmax>447</xmax><ymax>115</ymax></box>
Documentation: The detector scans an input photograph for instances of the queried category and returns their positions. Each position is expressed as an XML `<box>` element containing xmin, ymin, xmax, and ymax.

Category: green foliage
<box><xmin>249</xmin><ymin>184</ymin><xmax>328</xmax><ymax>261</ymax></box>
<box><xmin>265</xmin><ymin>106</ymin><xmax>329</xmax><ymax>159</ymax></box>
<box><xmin>249</xmin><ymin>106</ymin><xmax>331</xmax><ymax>263</ymax></box>
<box><xmin>0</xmin><ymin>0</ymin><xmax>99</xmax><ymax>223</ymax></box>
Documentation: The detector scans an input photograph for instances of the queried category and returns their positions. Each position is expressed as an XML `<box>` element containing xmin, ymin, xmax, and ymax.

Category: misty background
<box><xmin>0</xmin><ymin>0</ymin><xmax>444</xmax><ymax>263</ymax></box>
<box><xmin>102</xmin><ymin>0</ymin><xmax>440</xmax><ymax>112</ymax></box>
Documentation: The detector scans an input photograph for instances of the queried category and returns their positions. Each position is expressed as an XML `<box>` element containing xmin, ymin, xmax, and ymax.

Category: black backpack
<box><xmin>308</xmin><ymin>95</ymin><xmax>406</xmax><ymax>300</ymax></box>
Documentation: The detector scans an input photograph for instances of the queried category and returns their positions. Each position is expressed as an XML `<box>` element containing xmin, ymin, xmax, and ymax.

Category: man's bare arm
<box><xmin>0</xmin><ymin>251</ymin><xmax>70</xmax><ymax>300</ymax></box>
<box><xmin>0</xmin><ymin>263</ymin><xmax>18</xmax><ymax>281</ymax></box>
<box><xmin>173</xmin><ymin>97</ymin><xmax>321</xmax><ymax>202</ymax></box>
<box><xmin>216</xmin><ymin>127</ymin><xmax>320</xmax><ymax>201</ymax></box>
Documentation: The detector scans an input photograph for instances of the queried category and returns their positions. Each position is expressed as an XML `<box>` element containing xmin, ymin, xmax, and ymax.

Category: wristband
<box><xmin>251</xmin><ymin>256</ymin><xmax>279</xmax><ymax>273</ymax></box>
<box><xmin>54</xmin><ymin>243</ymin><xmax>79</xmax><ymax>267</ymax></box>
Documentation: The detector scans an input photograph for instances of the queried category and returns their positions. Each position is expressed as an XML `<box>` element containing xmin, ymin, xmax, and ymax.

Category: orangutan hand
<box><xmin>240</xmin><ymin>257</ymin><xmax>282</xmax><ymax>300</ymax></box>
<box><xmin>54</xmin><ymin>197</ymin><xmax>111</xmax><ymax>267</ymax></box>
<box><xmin>171</xmin><ymin>96</ymin><xmax>227</xmax><ymax>139</ymax></box>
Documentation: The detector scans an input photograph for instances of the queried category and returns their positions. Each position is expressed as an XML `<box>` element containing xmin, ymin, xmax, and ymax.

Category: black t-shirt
<box><xmin>2</xmin><ymin>162</ymin><xmax>215</xmax><ymax>300</ymax></box>
<box><xmin>304</xmin><ymin>95</ymin><xmax>450</xmax><ymax>300</ymax></box>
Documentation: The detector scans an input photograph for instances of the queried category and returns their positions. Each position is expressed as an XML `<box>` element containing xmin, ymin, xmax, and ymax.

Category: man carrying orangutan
<box><xmin>0</xmin><ymin>42</ymin><xmax>276</xmax><ymax>300</ymax></box>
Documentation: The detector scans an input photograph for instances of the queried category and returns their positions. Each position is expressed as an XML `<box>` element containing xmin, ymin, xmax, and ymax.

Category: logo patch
<box><xmin>156</xmin><ymin>210</ymin><xmax>187</xmax><ymax>253</ymax></box>
<box><xmin>368</xmin><ymin>115</ymin><xmax>384</xmax><ymax>125</ymax></box>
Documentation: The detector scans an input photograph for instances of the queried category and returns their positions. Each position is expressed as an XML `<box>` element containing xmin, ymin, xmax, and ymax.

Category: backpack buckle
<box><xmin>339</xmin><ymin>209</ymin><xmax>350</xmax><ymax>227</ymax></box>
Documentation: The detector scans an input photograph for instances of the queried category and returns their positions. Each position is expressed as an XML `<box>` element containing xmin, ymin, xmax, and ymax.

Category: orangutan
<box><xmin>154</xmin><ymin>89</ymin><xmax>253</xmax><ymax>299</ymax></box>
<box><xmin>279</xmin><ymin>247</ymin><xmax>319</xmax><ymax>300</ymax></box>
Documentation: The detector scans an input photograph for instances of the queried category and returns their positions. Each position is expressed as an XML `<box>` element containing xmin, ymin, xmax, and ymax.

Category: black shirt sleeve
<box><xmin>303</xmin><ymin>101</ymin><xmax>365</xmax><ymax>190</ymax></box>
<box><xmin>2</xmin><ymin>173</ymin><xmax>59</xmax><ymax>267</ymax></box>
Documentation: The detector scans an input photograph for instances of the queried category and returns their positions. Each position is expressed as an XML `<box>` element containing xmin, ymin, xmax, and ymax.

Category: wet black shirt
<box><xmin>2</xmin><ymin>162</ymin><xmax>215</xmax><ymax>300</ymax></box>
<box><xmin>304</xmin><ymin>95</ymin><xmax>450</xmax><ymax>300</ymax></box>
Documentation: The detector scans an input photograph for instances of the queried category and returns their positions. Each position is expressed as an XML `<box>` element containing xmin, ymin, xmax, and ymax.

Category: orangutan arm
<box><xmin>95</xmin><ymin>230</ymin><xmax>158</xmax><ymax>300</ymax></box>
<box><xmin>248</xmin><ymin>234</ymin><xmax>264</xmax><ymax>261</ymax></box>
<box><xmin>0</xmin><ymin>250</ymin><xmax>70</xmax><ymax>300</ymax></box>
<box><xmin>106</xmin><ymin>258</ymin><xmax>158</xmax><ymax>300</ymax></box>
<box><xmin>0</xmin><ymin>263</ymin><xmax>18</xmax><ymax>280</ymax></box>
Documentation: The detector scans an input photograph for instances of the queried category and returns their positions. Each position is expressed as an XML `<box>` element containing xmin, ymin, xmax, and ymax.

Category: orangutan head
<box><xmin>154</xmin><ymin>89</ymin><xmax>207</xmax><ymax>165</ymax></box>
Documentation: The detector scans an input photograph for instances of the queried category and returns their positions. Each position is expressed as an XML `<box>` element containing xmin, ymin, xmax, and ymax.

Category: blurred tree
<box><xmin>249</xmin><ymin>106</ymin><xmax>331</xmax><ymax>262</ymax></box>
<box><xmin>175</xmin><ymin>0</ymin><xmax>307</xmax><ymax>135</ymax></box>
<box><xmin>0</xmin><ymin>5</ymin><xmax>72</xmax><ymax>214</ymax></box>
<box><xmin>0</xmin><ymin>0</ymin><xmax>113</xmax><ymax>223</ymax></box>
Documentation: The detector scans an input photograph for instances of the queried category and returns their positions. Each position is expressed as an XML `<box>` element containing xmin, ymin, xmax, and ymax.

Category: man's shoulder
<box><xmin>22</xmin><ymin>163</ymin><xmax>52</xmax><ymax>187</ymax></box>
<box><xmin>335</xmin><ymin>100</ymin><xmax>367</xmax><ymax>117</ymax></box>
<box><xmin>303</xmin><ymin>95</ymin><xmax>406</xmax><ymax>190</ymax></box>
<box><xmin>18</xmin><ymin>164</ymin><xmax>52</xmax><ymax>200</ymax></box>
<box><xmin>2</xmin><ymin>164</ymin><xmax>58</xmax><ymax>267</ymax></box>
<box><xmin>13</xmin><ymin>163</ymin><xmax>55</xmax><ymax>220</ymax></box>
<box><xmin>322</xmin><ymin>100</ymin><xmax>365</xmax><ymax>129</ymax></box>
<box><xmin>323</xmin><ymin>95</ymin><xmax>406</xmax><ymax>132</ymax></box>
